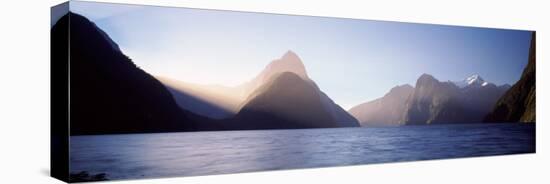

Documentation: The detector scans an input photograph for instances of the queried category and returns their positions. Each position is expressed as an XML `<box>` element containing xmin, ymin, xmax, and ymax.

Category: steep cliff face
<box><xmin>402</xmin><ymin>74</ymin><xmax>509</xmax><ymax>125</ymax></box>
<box><xmin>402</xmin><ymin>74</ymin><xmax>461</xmax><ymax>124</ymax></box>
<box><xmin>55</xmin><ymin>13</ymin><xmax>196</xmax><ymax>135</ymax></box>
<box><xmin>485</xmin><ymin>32</ymin><xmax>536</xmax><ymax>123</ymax></box>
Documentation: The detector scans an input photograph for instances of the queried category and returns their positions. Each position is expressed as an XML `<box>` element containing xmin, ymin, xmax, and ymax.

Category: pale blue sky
<box><xmin>69</xmin><ymin>1</ymin><xmax>532</xmax><ymax>109</ymax></box>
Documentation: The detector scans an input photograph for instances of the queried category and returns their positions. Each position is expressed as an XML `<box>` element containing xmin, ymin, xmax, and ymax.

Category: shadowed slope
<box><xmin>228</xmin><ymin>72</ymin><xmax>341</xmax><ymax>129</ymax></box>
<box><xmin>227</xmin><ymin>51</ymin><xmax>358</xmax><ymax>129</ymax></box>
<box><xmin>56</xmin><ymin>12</ymin><xmax>196</xmax><ymax>135</ymax></box>
<box><xmin>485</xmin><ymin>32</ymin><xmax>536</xmax><ymax>123</ymax></box>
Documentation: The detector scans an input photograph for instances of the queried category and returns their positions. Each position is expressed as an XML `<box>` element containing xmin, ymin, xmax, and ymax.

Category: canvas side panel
<box><xmin>50</xmin><ymin>1</ymin><xmax>70</xmax><ymax>183</ymax></box>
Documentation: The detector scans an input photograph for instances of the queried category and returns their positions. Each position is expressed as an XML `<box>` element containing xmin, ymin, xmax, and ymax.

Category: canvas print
<box><xmin>51</xmin><ymin>1</ymin><xmax>536</xmax><ymax>182</ymax></box>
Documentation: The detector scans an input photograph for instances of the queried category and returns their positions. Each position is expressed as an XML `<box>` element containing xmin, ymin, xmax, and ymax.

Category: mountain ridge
<box><xmin>56</xmin><ymin>12</ymin><xmax>197</xmax><ymax>135</ymax></box>
<box><xmin>349</xmin><ymin>73</ymin><xmax>510</xmax><ymax>126</ymax></box>
<box><xmin>403</xmin><ymin>74</ymin><xmax>509</xmax><ymax>124</ymax></box>
<box><xmin>485</xmin><ymin>32</ymin><xmax>536</xmax><ymax>123</ymax></box>
<box><xmin>158</xmin><ymin>50</ymin><xmax>359</xmax><ymax>130</ymax></box>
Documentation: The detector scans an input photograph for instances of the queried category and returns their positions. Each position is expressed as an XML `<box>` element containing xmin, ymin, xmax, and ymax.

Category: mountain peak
<box><xmin>419</xmin><ymin>73</ymin><xmax>435</xmax><ymax>80</ymax></box>
<box><xmin>465</xmin><ymin>74</ymin><xmax>484</xmax><ymax>85</ymax></box>
<box><xmin>454</xmin><ymin>74</ymin><xmax>493</xmax><ymax>88</ymax></box>
<box><xmin>500</xmin><ymin>84</ymin><xmax>512</xmax><ymax>89</ymax></box>
<box><xmin>282</xmin><ymin>50</ymin><xmax>299</xmax><ymax>60</ymax></box>
<box><xmin>417</xmin><ymin>73</ymin><xmax>438</xmax><ymax>84</ymax></box>
<box><xmin>65</xmin><ymin>12</ymin><xmax>121</xmax><ymax>52</ymax></box>
<box><xmin>279</xmin><ymin>50</ymin><xmax>305</xmax><ymax>69</ymax></box>
<box><xmin>257</xmin><ymin>50</ymin><xmax>308</xmax><ymax>82</ymax></box>
<box><xmin>414</xmin><ymin>74</ymin><xmax>443</xmax><ymax>90</ymax></box>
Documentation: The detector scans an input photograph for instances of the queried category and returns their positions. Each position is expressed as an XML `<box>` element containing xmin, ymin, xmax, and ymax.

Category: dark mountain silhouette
<box><xmin>349</xmin><ymin>85</ymin><xmax>413</xmax><ymax>126</ymax></box>
<box><xmin>485</xmin><ymin>32</ymin><xmax>536</xmax><ymax>123</ymax></box>
<box><xmin>53</xmin><ymin>12</ymin><xmax>197</xmax><ymax>135</ymax></box>
<box><xmin>402</xmin><ymin>74</ymin><xmax>509</xmax><ymax>124</ymax></box>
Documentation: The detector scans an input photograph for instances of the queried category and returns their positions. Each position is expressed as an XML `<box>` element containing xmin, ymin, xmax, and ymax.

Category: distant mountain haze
<box><xmin>255</xmin><ymin>51</ymin><xmax>309</xmax><ymax>82</ymax></box>
<box><xmin>349</xmin><ymin>84</ymin><xmax>413</xmax><ymax>126</ymax></box>
<box><xmin>158</xmin><ymin>50</ymin><xmax>359</xmax><ymax>129</ymax></box>
<box><xmin>156</xmin><ymin>76</ymin><xmax>243</xmax><ymax>119</ymax></box>
<box><xmin>237</xmin><ymin>50</ymin><xmax>310</xmax><ymax>98</ymax></box>
<box><xmin>156</xmin><ymin>51</ymin><xmax>308</xmax><ymax>120</ymax></box>
<box><xmin>485</xmin><ymin>32</ymin><xmax>536</xmax><ymax>123</ymax></box>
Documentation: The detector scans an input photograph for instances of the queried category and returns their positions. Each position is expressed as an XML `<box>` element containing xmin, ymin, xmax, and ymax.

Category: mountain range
<box><xmin>402</xmin><ymin>74</ymin><xmax>510</xmax><ymax>124</ymax></box>
<box><xmin>349</xmin><ymin>31</ymin><xmax>536</xmax><ymax>126</ymax></box>
<box><xmin>349</xmin><ymin>74</ymin><xmax>511</xmax><ymax>126</ymax></box>
<box><xmin>56</xmin><ymin>12</ymin><xmax>358</xmax><ymax>134</ymax></box>
<box><xmin>161</xmin><ymin>50</ymin><xmax>359</xmax><ymax>130</ymax></box>
<box><xmin>54</xmin><ymin>12</ymin><xmax>535</xmax><ymax>135</ymax></box>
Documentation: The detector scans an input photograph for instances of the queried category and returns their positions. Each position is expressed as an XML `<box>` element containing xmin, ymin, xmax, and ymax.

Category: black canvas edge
<box><xmin>51</xmin><ymin>1</ymin><xmax>70</xmax><ymax>183</ymax></box>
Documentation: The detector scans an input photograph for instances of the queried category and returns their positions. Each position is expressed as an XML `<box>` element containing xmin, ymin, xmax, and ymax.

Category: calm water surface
<box><xmin>70</xmin><ymin>123</ymin><xmax>535</xmax><ymax>180</ymax></box>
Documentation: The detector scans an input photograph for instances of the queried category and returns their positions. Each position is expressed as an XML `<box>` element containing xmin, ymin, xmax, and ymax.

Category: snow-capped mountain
<box><xmin>401</xmin><ymin>74</ymin><xmax>510</xmax><ymax>124</ymax></box>
<box><xmin>454</xmin><ymin>74</ymin><xmax>490</xmax><ymax>88</ymax></box>
<box><xmin>349</xmin><ymin>73</ymin><xmax>512</xmax><ymax>126</ymax></box>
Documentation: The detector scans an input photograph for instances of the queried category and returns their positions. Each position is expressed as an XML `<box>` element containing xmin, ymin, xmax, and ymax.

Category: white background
<box><xmin>0</xmin><ymin>0</ymin><xmax>547</xmax><ymax>183</ymax></box>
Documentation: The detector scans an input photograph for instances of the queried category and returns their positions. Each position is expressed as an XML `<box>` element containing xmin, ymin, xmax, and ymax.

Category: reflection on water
<box><xmin>70</xmin><ymin>123</ymin><xmax>535</xmax><ymax>180</ymax></box>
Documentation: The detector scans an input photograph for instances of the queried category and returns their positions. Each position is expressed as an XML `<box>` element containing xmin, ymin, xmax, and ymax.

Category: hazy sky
<box><xmin>70</xmin><ymin>1</ymin><xmax>532</xmax><ymax>109</ymax></box>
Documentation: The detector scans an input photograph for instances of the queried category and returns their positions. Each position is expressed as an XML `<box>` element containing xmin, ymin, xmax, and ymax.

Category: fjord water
<box><xmin>70</xmin><ymin>123</ymin><xmax>535</xmax><ymax>180</ymax></box>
